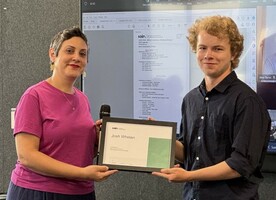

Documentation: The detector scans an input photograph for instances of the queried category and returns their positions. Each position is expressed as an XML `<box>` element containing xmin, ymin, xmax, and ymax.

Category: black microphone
<box><xmin>97</xmin><ymin>104</ymin><xmax>110</xmax><ymax>164</ymax></box>
<box><xmin>99</xmin><ymin>104</ymin><xmax>111</xmax><ymax>119</ymax></box>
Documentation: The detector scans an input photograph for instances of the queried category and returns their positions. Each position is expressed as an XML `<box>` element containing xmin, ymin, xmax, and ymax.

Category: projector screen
<box><xmin>81</xmin><ymin>0</ymin><xmax>276</xmax><ymax>153</ymax></box>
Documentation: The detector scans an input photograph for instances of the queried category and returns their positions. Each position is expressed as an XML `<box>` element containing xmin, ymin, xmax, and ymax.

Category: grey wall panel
<box><xmin>1</xmin><ymin>0</ymin><xmax>80</xmax><ymax>193</ymax></box>
<box><xmin>0</xmin><ymin>0</ymin><xmax>6</xmax><ymax>193</ymax></box>
<box><xmin>95</xmin><ymin>172</ymin><xmax>183</xmax><ymax>200</ymax></box>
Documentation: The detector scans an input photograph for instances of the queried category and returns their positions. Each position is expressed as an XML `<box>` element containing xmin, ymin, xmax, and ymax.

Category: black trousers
<box><xmin>6</xmin><ymin>182</ymin><xmax>96</xmax><ymax>200</ymax></box>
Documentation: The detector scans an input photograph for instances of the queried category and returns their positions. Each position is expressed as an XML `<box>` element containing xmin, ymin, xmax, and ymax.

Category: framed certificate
<box><xmin>98</xmin><ymin>117</ymin><xmax>176</xmax><ymax>172</ymax></box>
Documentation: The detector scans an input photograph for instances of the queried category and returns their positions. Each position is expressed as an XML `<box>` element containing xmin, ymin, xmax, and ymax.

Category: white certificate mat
<box><xmin>98</xmin><ymin>117</ymin><xmax>176</xmax><ymax>172</ymax></box>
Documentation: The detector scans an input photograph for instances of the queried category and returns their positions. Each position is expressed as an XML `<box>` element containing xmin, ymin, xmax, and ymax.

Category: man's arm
<box><xmin>152</xmin><ymin>161</ymin><xmax>240</xmax><ymax>183</ymax></box>
<box><xmin>175</xmin><ymin>140</ymin><xmax>184</xmax><ymax>163</ymax></box>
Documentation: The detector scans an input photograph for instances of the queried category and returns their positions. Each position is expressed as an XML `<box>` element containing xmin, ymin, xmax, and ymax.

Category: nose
<box><xmin>204</xmin><ymin>50</ymin><xmax>213</xmax><ymax>59</ymax></box>
<box><xmin>72</xmin><ymin>53</ymin><xmax>81</xmax><ymax>62</ymax></box>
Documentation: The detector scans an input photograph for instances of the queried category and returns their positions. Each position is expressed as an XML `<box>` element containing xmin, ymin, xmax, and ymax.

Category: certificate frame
<box><xmin>98</xmin><ymin>117</ymin><xmax>176</xmax><ymax>172</ymax></box>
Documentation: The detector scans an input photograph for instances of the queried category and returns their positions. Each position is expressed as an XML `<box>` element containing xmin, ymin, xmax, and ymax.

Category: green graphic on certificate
<box><xmin>147</xmin><ymin>138</ymin><xmax>171</xmax><ymax>168</ymax></box>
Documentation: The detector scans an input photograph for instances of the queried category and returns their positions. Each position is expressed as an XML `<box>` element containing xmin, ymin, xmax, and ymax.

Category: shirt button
<box><xmin>205</xmin><ymin>97</ymin><xmax>209</xmax><ymax>101</ymax></box>
<box><xmin>201</xmin><ymin>116</ymin><xmax>204</xmax><ymax>120</ymax></box>
<box><xmin>198</xmin><ymin>136</ymin><xmax>201</xmax><ymax>140</ymax></box>
<box><xmin>196</xmin><ymin>157</ymin><xmax>199</xmax><ymax>160</ymax></box>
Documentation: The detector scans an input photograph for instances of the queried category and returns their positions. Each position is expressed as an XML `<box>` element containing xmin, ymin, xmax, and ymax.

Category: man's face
<box><xmin>196</xmin><ymin>31</ymin><xmax>233</xmax><ymax>81</ymax></box>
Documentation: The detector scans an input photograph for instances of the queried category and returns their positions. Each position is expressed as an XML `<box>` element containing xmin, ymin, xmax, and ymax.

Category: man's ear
<box><xmin>231</xmin><ymin>53</ymin><xmax>236</xmax><ymax>61</ymax></box>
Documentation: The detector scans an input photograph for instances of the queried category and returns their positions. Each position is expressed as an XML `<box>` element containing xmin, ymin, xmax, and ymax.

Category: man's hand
<box><xmin>152</xmin><ymin>164</ymin><xmax>191</xmax><ymax>183</ymax></box>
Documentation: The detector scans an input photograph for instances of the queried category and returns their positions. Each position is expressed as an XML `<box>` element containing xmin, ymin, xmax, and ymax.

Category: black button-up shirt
<box><xmin>179</xmin><ymin>71</ymin><xmax>271</xmax><ymax>200</ymax></box>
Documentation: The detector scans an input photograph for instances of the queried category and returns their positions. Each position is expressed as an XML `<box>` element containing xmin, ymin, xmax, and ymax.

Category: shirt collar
<box><xmin>199</xmin><ymin>71</ymin><xmax>238</xmax><ymax>94</ymax></box>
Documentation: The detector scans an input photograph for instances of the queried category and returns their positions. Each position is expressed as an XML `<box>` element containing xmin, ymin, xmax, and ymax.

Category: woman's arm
<box><xmin>15</xmin><ymin>133</ymin><xmax>117</xmax><ymax>182</ymax></box>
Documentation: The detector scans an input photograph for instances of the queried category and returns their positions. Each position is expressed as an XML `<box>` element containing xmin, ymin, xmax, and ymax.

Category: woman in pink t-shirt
<box><xmin>7</xmin><ymin>26</ymin><xmax>117</xmax><ymax>200</ymax></box>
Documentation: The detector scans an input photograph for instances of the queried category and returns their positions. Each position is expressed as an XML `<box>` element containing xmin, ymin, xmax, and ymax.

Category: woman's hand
<box><xmin>93</xmin><ymin>119</ymin><xmax>103</xmax><ymax>157</ymax></box>
<box><xmin>82</xmin><ymin>165</ymin><xmax>118</xmax><ymax>182</ymax></box>
<box><xmin>95</xmin><ymin>119</ymin><xmax>102</xmax><ymax>135</ymax></box>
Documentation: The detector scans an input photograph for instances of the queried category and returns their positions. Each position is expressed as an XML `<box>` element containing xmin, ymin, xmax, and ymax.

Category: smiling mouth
<box><xmin>69</xmin><ymin>64</ymin><xmax>80</xmax><ymax>68</ymax></box>
<box><xmin>204</xmin><ymin>62</ymin><xmax>216</xmax><ymax>64</ymax></box>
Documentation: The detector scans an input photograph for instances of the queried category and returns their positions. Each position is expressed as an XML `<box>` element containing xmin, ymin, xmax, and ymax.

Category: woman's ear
<box><xmin>49</xmin><ymin>48</ymin><xmax>56</xmax><ymax>63</ymax></box>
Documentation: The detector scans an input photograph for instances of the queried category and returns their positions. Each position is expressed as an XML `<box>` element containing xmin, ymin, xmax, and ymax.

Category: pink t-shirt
<box><xmin>11</xmin><ymin>80</ymin><xmax>96</xmax><ymax>195</ymax></box>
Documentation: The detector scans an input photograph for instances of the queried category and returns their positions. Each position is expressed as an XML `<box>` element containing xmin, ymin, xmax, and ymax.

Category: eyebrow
<box><xmin>65</xmin><ymin>45</ymin><xmax>87</xmax><ymax>51</ymax></box>
<box><xmin>197</xmin><ymin>44</ymin><xmax>225</xmax><ymax>48</ymax></box>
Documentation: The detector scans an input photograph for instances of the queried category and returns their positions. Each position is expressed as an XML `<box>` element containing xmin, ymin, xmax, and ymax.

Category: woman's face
<box><xmin>50</xmin><ymin>36</ymin><xmax>88</xmax><ymax>80</ymax></box>
<box><xmin>196</xmin><ymin>31</ymin><xmax>233</xmax><ymax>81</ymax></box>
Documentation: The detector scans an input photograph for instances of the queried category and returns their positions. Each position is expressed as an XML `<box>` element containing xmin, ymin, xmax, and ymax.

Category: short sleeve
<box><xmin>14</xmin><ymin>90</ymin><xmax>43</xmax><ymax>138</ymax></box>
